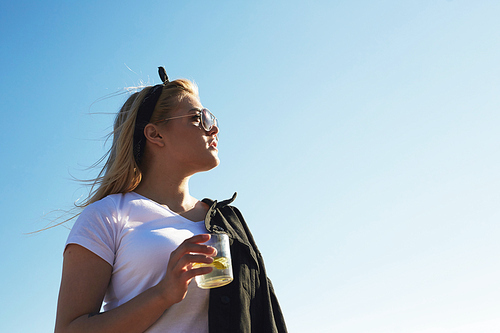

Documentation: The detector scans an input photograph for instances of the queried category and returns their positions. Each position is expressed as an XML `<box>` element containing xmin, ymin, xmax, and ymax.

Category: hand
<box><xmin>156</xmin><ymin>234</ymin><xmax>215</xmax><ymax>306</ymax></box>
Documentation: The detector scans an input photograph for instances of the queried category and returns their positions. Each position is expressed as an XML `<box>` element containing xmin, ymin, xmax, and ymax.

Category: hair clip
<box><xmin>158</xmin><ymin>66</ymin><xmax>169</xmax><ymax>84</ymax></box>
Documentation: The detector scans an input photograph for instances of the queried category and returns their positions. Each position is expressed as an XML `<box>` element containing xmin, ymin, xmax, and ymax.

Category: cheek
<box><xmin>174</xmin><ymin>134</ymin><xmax>204</xmax><ymax>157</ymax></box>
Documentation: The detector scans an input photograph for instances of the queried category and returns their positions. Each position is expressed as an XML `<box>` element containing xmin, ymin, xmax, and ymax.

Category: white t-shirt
<box><xmin>66</xmin><ymin>192</ymin><xmax>210</xmax><ymax>333</ymax></box>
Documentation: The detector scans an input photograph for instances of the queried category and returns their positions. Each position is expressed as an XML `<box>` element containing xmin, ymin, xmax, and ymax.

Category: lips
<box><xmin>209</xmin><ymin>140</ymin><xmax>218</xmax><ymax>149</ymax></box>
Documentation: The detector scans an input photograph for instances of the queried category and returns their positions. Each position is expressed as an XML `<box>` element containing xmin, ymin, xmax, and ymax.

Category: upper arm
<box><xmin>55</xmin><ymin>244</ymin><xmax>113</xmax><ymax>331</ymax></box>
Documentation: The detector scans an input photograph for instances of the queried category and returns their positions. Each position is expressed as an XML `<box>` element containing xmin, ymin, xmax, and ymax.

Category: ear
<box><xmin>143</xmin><ymin>123</ymin><xmax>165</xmax><ymax>148</ymax></box>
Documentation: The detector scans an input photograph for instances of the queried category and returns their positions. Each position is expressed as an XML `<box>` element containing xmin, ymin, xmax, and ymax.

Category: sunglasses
<box><xmin>155</xmin><ymin>108</ymin><xmax>218</xmax><ymax>132</ymax></box>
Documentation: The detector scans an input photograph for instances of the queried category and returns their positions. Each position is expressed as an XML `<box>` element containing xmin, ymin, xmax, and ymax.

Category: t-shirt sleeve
<box><xmin>65</xmin><ymin>198</ymin><xmax>119</xmax><ymax>266</ymax></box>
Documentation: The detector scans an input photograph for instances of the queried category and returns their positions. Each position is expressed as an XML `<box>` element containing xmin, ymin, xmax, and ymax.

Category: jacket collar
<box><xmin>202</xmin><ymin>192</ymin><xmax>237</xmax><ymax>233</ymax></box>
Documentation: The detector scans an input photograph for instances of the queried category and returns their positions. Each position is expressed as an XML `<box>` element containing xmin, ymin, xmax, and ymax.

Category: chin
<box><xmin>208</xmin><ymin>157</ymin><xmax>220</xmax><ymax>170</ymax></box>
<box><xmin>196</xmin><ymin>156</ymin><xmax>220</xmax><ymax>173</ymax></box>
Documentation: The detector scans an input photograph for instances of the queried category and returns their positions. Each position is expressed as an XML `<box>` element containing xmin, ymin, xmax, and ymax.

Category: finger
<box><xmin>168</xmin><ymin>251</ymin><xmax>214</xmax><ymax>278</ymax></box>
<box><xmin>174</xmin><ymin>256</ymin><xmax>212</xmax><ymax>278</ymax></box>
<box><xmin>179</xmin><ymin>253</ymin><xmax>214</xmax><ymax>269</ymax></box>
<box><xmin>186</xmin><ymin>233</ymin><xmax>211</xmax><ymax>244</ymax></box>
<box><xmin>175</xmin><ymin>234</ymin><xmax>214</xmax><ymax>255</ymax></box>
<box><xmin>182</xmin><ymin>266</ymin><xmax>214</xmax><ymax>281</ymax></box>
<box><xmin>170</xmin><ymin>242</ymin><xmax>216</xmax><ymax>263</ymax></box>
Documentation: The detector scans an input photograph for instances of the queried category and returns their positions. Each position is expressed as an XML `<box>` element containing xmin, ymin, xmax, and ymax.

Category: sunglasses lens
<box><xmin>201</xmin><ymin>109</ymin><xmax>215</xmax><ymax>131</ymax></box>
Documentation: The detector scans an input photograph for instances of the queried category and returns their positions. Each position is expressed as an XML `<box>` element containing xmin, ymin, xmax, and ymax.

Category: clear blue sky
<box><xmin>1</xmin><ymin>1</ymin><xmax>500</xmax><ymax>332</ymax></box>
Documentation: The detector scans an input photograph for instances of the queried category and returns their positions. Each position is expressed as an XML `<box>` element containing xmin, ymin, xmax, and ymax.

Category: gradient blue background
<box><xmin>1</xmin><ymin>1</ymin><xmax>500</xmax><ymax>332</ymax></box>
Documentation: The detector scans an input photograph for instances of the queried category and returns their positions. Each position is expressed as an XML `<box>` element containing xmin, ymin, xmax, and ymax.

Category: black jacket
<box><xmin>203</xmin><ymin>193</ymin><xmax>288</xmax><ymax>333</ymax></box>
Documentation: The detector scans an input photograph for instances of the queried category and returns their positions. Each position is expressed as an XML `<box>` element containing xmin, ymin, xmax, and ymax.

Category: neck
<box><xmin>134</xmin><ymin>168</ymin><xmax>197</xmax><ymax>213</ymax></box>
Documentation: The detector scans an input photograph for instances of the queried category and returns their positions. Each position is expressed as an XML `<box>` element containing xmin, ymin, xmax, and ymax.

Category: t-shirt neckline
<box><xmin>130</xmin><ymin>192</ymin><xmax>204</xmax><ymax>224</ymax></box>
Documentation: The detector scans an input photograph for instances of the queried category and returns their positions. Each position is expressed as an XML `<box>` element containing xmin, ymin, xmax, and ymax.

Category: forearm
<box><xmin>56</xmin><ymin>284</ymin><xmax>172</xmax><ymax>333</ymax></box>
<box><xmin>56</xmin><ymin>236</ymin><xmax>214</xmax><ymax>333</ymax></box>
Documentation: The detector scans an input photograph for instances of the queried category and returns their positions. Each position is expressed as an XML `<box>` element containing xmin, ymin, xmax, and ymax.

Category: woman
<box><xmin>55</xmin><ymin>67</ymin><xmax>287</xmax><ymax>333</ymax></box>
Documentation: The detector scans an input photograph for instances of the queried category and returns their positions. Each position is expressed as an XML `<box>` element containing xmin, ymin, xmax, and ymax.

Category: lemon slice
<box><xmin>193</xmin><ymin>257</ymin><xmax>229</xmax><ymax>270</ymax></box>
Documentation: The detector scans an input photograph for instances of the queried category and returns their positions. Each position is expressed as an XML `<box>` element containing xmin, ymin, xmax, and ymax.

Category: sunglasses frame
<box><xmin>154</xmin><ymin>108</ymin><xmax>218</xmax><ymax>132</ymax></box>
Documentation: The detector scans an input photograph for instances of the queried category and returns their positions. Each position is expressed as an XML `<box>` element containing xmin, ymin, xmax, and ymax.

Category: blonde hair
<box><xmin>79</xmin><ymin>78</ymin><xmax>199</xmax><ymax>208</ymax></box>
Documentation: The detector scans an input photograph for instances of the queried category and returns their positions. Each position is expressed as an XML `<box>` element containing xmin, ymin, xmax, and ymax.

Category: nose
<box><xmin>208</xmin><ymin>124</ymin><xmax>219</xmax><ymax>137</ymax></box>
